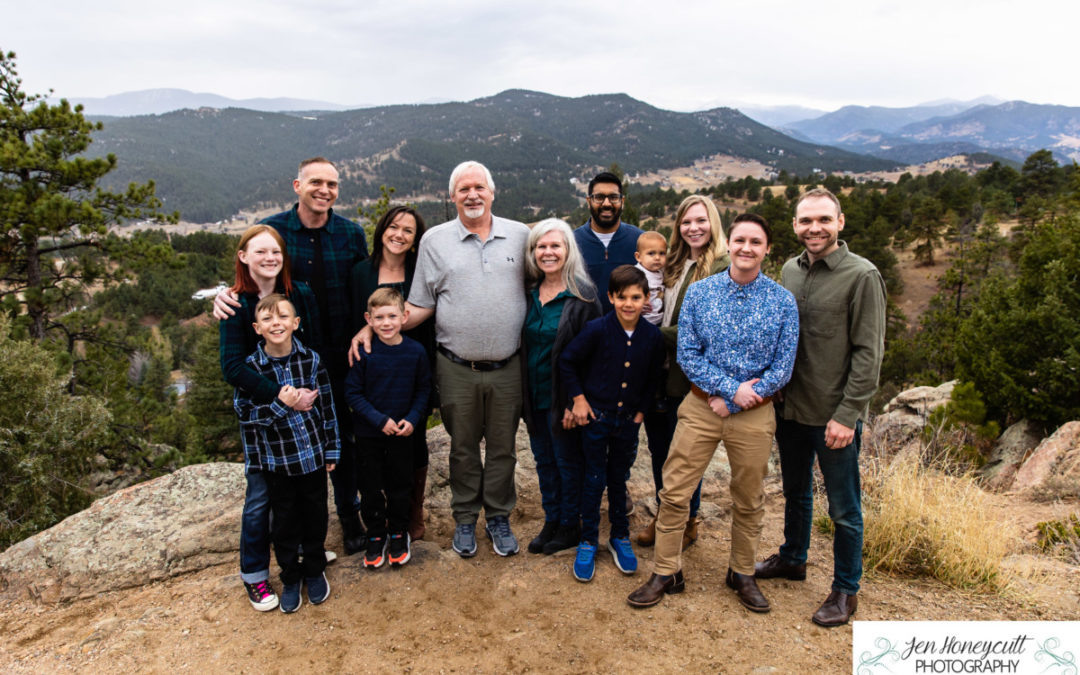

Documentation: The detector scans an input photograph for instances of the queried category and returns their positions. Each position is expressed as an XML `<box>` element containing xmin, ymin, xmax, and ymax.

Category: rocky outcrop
<box><xmin>982</xmin><ymin>419</ymin><xmax>1044</xmax><ymax>491</ymax></box>
<box><xmin>867</xmin><ymin>380</ymin><xmax>956</xmax><ymax>453</ymax></box>
<box><xmin>1011</xmin><ymin>421</ymin><xmax>1080</xmax><ymax>495</ymax></box>
<box><xmin>0</xmin><ymin>463</ymin><xmax>244</xmax><ymax>604</ymax></box>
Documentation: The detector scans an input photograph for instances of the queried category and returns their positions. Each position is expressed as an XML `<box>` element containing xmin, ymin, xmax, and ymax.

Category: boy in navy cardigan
<box><xmin>559</xmin><ymin>265</ymin><xmax>665</xmax><ymax>583</ymax></box>
<box><xmin>345</xmin><ymin>288</ymin><xmax>431</xmax><ymax>569</ymax></box>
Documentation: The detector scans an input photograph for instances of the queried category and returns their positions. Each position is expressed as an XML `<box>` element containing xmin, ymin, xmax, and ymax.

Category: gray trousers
<box><xmin>436</xmin><ymin>352</ymin><xmax>522</xmax><ymax>524</ymax></box>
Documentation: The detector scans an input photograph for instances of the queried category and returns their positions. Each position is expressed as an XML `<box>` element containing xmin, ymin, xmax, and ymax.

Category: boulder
<box><xmin>982</xmin><ymin>419</ymin><xmax>1044</xmax><ymax>490</ymax></box>
<box><xmin>0</xmin><ymin>463</ymin><xmax>244</xmax><ymax>603</ymax></box>
<box><xmin>867</xmin><ymin>381</ymin><xmax>956</xmax><ymax>453</ymax></box>
<box><xmin>1011</xmin><ymin>421</ymin><xmax>1080</xmax><ymax>494</ymax></box>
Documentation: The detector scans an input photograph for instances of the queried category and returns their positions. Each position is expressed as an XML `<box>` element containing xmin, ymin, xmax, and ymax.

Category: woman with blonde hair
<box><xmin>638</xmin><ymin>195</ymin><xmax>729</xmax><ymax>548</ymax></box>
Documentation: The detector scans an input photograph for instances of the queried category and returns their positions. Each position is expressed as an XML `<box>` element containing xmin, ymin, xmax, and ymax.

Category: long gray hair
<box><xmin>525</xmin><ymin>218</ymin><xmax>596</xmax><ymax>302</ymax></box>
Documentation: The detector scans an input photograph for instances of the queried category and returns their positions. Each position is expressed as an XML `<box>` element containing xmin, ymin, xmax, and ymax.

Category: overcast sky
<box><xmin>9</xmin><ymin>0</ymin><xmax>1080</xmax><ymax>113</ymax></box>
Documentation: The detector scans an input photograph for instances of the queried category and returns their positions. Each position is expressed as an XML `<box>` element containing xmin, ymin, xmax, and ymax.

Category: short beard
<box><xmin>589</xmin><ymin>205</ymin><xmax>621</xmax><ymax>230</ymax></box>
<box><xmin>463</xmin><ymin>205</ymin><xmax>486</xmax><ymax>219</ymax></box>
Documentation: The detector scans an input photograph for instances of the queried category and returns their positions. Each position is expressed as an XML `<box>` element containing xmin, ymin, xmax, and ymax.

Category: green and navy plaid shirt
<box><xmin>262</xmin><ymin>205</ymin><xmax>368</xmax><ymax>375</ymax></box>
<box><xmin>234</xmin><ymin>337</ymin><xmax>340</xmax><ymax>476</ymax></box>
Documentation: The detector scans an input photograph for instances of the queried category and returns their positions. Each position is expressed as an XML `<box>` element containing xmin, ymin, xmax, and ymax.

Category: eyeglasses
<box><xmin>588</xmin><ymin>194</ymin><xmax>623</xmax><ymax>205</ymax></box>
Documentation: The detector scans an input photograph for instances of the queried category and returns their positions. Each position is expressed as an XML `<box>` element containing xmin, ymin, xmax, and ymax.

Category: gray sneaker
<box><xmin>485</xmin><ymin>515</ymin><xmax>520</xmax><ymax>556</ymax></box>
<box><xmin>452</xmin><ymin>523</ymin><xmax>478</xmax><ymax>558</ymax></box>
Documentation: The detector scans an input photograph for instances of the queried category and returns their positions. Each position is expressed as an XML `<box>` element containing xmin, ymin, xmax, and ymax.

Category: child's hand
<box><xmin>632</xmin><ymin>412</ymin><xmax>644</xmax><ymax>424</ymax></box>
<box><xmin>571</xmin><ymin>395</ymin><xmax>595</xmax><ymax>426</ymax></box>
<box><xmin>381</xmin><ymin>419</ymin><xmax>398</xmax><ymax>435</ymax></box>
<box><xmin>326</xmin><ymin>463</ymin><xmax>336</xmax><ymax>472</ymax></box>
<box><xmin>733</xmin><ymin>378</ymin><xmax>763</xmax><ymax>410</ymax></box>
<box><xmin>395</xmin><ymin>420</ymin><xmax>414</xmax><ymax>436</ymax></box>
<box><xmin>278</xmin><ymin>385</ymin><xmax>302</xmax><ymax>408</ymax></box>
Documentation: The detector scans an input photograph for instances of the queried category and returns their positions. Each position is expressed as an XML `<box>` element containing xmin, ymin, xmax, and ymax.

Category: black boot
<box><xmin>340</xmin><ymin>509</ymin><xmax>366</xmax><ymax>556</ymax></box>
<box><xmin>528</xmin><ymin>521</ymin><xmax>559</xmax><ymax>554</ymax></box>
<box><xmin>542</xmin><ymin>523</ymin><xmax>580</xmax><ymax>555</ymax></box>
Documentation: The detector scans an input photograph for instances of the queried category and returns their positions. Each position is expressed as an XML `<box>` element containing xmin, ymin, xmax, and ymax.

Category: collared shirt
<box><xmin>261</xmin><ymin>205</ymin><xmax>368</xmax><ymax>373</ymax></box>
<box><xmin>574</xmin><ymin>221</ymin><xmax>645</xmax><ymax>314</ymax></box>
<box><xmin>779</xmin><ymin>241</ymin><xmax>887</xmax><ymax>427</ymax></box>
<box><xmin>524</xmin><ymin>288</ymin><xmax>572</xmax><ymax>409</ymax></box>
<box><xmin>234</xmin><ymin>337</ymin><xmax>340</xmax><ymax>476</ymax></box>
<box><xmin>677</xmin><ymin>270</ymin><xmax>799</xmax><ymax>413</ymax></box>
<box><xmin>559</xmin><ymin>312</ymin><xmax>665</xmax><ymax>417</ymax></box>
<box><xmin>409</xmin><ymin>215</ymin><xmax>529</xmax><ymax>361</ymax></box>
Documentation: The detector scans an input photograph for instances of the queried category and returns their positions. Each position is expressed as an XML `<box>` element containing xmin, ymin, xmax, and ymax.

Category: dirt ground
<box><xmin>3</xmin><ymin>473</ymin><xmax>1076</xmax><ymax>675</ymax></box>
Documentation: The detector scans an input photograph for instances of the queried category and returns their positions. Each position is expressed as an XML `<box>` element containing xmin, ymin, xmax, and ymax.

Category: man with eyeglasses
<box><xmin>574</xmin><ymin>172</ymin><xmax>645</xmax><ymax>314</ymax></box>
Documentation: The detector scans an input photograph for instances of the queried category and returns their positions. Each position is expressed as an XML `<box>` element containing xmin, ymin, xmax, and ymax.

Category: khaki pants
<box><xmin>653</xmin><ymin>393</ymin><xmax>775</xmax><ymax>576</ymax></box>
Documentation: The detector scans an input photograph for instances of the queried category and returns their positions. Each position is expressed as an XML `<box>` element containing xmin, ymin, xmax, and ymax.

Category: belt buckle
<box><xmin>471</xmin><ymin>361</ymin><xmax>479</xmax><ymax>372</ymax></box>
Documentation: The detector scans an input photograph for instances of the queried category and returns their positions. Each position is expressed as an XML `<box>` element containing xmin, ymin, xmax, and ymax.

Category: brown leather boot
<box><xmin>635</xmin><ymin>517</ymin><xmax>656</xmax><ymax>547</ymax></box>
<box><xmin>408</xmin><ymin>466</ymin><xmax>427</xmax><ymax>541</ymax></box>
<box><xmin>627</xmin><ymin>570</ymin><xmax>685</xmax><ymax>608</ymax></box>
<box><xmin>812</xmin><ymin>590</ymin><xmax>857</xmax><ymax>627</ymax></box>
<box><xmin>725</xmin><ymin>568</ymin><xmax>770</xmax><ymax>613</ymax></box>
<box><xmin>682</xmin><ymin>517</ymin><xmax>699</xmax><ymax>549</ymax></box>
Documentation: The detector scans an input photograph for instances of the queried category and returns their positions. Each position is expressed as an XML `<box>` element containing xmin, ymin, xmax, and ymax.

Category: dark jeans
<box><xmin>359</xmin><ymin>433</ymin><xmax>414</xmax><ymax>537</ymax></box>
<box><xmin>527</xmin><ymin>407</ymin><xmax>584</xmax><ymax>527</ymax></box>
<box><xmin>328</xmin><ymin>373</ymin><xmax>361</xmax><ymax>519</ymax></box>
<box><xmin>239</xmin><ymin>471</ymin><xmax>271</xmax><ymax>584</ymax></box>
<box><xmin>776</xmin><ymin>418</ymin><xmax>864</xmax><ymax>594</ymax></box>
<box><xmin>265</xmin><ymin>467</ymin><xmax>329</xmax><ymax>585</ymax></box>
<box><xmin>643</xmin><ymin>395</ymin><xmax>701</xmax><ymax>518</ymax></box>
<box><xmin>580</xmin><ymin>409</ymin><xmax>639</xmax><ymax>544</ymax></box>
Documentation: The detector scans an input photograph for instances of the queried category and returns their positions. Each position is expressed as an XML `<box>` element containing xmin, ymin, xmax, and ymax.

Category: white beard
<box><xmin>463</xmin><ymin>205</ymin><xmax>486</xmax><ymax>219</ymax></box>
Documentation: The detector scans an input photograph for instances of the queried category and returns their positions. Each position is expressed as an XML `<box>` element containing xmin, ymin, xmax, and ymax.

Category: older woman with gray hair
<box><xmin>521</xmin><ymin>218</ymin><xmax>603</xmax><ymax>555</ymax></box>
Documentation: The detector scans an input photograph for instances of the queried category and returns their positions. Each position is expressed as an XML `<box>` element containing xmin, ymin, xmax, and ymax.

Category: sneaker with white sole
<box><xmin>573</xmin><ymin>542</ymin><xmax>597</xmax><ymax>582</ymax></box>
<box><xmin>452</xmin><ymin>523</ymin><xmax>478</xmax><ymax>558</ymax></box>
<box><xmin>280</xmin><ymin>580</ymin><xmax>302</xmax><ymax>613</ymax></box>
<box><xmin>485</xmin><ymin>516</ymin><xmax>520</xmax><ymax>556</ymax></box>
<box><xmin>306</xmin><ymin>572</ymin><xmax>330</xmax><ymax>605</ymax></box>
<box><xmin>607</xmin><ymin>537</ymin><xmax>638</xmax><ymax>575</ymax></box>
<box><xmin>364</xmin><ymin>536</ymin><xmax>387</xmax><ymax>569</ymax></box>
<box><xmin>243</xmin><ymin>580</ymin><xmax>279</xmax><ymax>612</ymax></box>
<box><xmin>388</xmin><ymin>532</ymin><xmax>411</xmax><ymax>566</ymax></box>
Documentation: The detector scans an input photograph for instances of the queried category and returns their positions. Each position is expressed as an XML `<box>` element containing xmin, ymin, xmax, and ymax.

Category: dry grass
<box><xmin>862</xmin><ymin>450</ymin><xmax>1019</xmax><ymax>592</ymax></box>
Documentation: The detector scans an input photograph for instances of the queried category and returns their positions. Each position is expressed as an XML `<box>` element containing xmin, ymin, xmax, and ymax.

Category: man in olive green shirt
<box><xmin>754</xmin><ymin>188</ymin><xmax>886</xmax><ymax>627</ymax></box>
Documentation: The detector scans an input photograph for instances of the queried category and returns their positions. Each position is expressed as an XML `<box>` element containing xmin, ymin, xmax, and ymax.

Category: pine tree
<box><xmin>0</xmin><ymin>50</ymin><xmax>176</xmax><ymax>342</ymax></box>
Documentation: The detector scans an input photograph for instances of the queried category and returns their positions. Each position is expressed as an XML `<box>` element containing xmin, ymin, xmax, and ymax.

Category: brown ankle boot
<box><xmin>408</xmin><ymin>466</ymin><xmax>427</xmax><ymax>541</ymax></box>
<box><xmin>682</xmin><ymin>517</ymin><xmax>699</xmax><ymax>549</ymax></box>
<box><xmin>635</xmin><ymin>517</ymin><xmax>656</xmax><ymax>547</ymax></box>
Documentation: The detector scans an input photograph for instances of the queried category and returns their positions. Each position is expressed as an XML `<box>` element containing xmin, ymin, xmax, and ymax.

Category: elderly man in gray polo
<box><xmin>352</xmin><ymin>161</ymin><xmax>529</xmax><ymax>558</ymax></box>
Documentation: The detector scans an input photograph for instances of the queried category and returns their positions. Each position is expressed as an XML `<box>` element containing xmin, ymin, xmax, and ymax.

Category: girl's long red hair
<box><xmin>231</xmin><ymin>225</ymin><xmax>293</xmax><ymax>295</ymax></box>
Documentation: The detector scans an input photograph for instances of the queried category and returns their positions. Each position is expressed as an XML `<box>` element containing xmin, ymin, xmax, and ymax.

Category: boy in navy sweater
<box><xmin>559</xmin><ymin>265</ymin><xmax>665</xmax><ymax>583</ymax></box>
<box><xmin>345</xmin><ymin>288</ymin><xmax>431</xmax><ymax>568</ymax></box>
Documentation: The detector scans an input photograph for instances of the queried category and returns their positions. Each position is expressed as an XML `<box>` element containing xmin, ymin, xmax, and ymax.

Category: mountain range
<box><xmin>87</xmin><ymin>90</ymin><xmax>892</xmax><ymax>223</ymax></box>
<box><xmin>50</xmin><ymin>88</ymin><xmax>362</xmax><ymax>116</ymax></box>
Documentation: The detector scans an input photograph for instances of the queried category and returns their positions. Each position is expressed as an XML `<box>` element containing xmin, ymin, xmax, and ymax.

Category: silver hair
<box><xmin>525</xmin><ymin>218</ymin><xmax>596</xmax><ymax>302</ymax></box>
<box><xmin>448</xmin><ymin>161</ymin><xmax>495</xmax><ymax>195</ymax></box>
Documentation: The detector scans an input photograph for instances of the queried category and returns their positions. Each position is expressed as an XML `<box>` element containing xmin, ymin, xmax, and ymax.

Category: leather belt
<box><xmin>437</xmin><ymin>345</ymin><xmax>514</xmax><ymax>372</ymax></box>
<box><xmin>690</xmin><ymin>384</ymin><xmax>773</xmax><ymax>410</ymax></box>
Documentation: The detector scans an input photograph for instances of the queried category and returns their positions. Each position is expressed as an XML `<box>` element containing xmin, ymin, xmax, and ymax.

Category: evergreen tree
<box><xmin>0</xmin><ymin>50</ymin><xmax>175</xmax><ymax>342</ymax></box>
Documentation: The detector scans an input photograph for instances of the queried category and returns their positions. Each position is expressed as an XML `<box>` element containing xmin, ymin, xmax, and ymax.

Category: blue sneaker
<box><xmin>280</xmin><ymin>580</ymin><xmax>302</xmax><ymax>613</ymax></box>
<box><xmin>573</xmin><ymin>542</ymin><xmax>597</xmax><ymax>582</ymax></box>
<box><xmin>306</xmin><ymin>572</ymin><xmax>330</xmax><ymax>605</ymax></box>
<box><xmin>452</xmin><ymin>523</ymin><xmax>478</xmax><ymax>558</ymax></box>
<box><xmin>607</xmin><ymin>537</ymin><xmax>638</xmax><ymax>575</ymax></box>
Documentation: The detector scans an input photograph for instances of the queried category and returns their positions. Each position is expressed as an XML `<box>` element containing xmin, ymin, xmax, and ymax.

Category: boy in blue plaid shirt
<box><xmin>234</xmin><ymin>294</ymin><xmax>340</xmax><ymax>613</ymax></box>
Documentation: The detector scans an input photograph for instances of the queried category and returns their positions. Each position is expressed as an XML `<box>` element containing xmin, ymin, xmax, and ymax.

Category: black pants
<box><xmin>265</xmin><ymin>467</ymin><xmax>328</xmax><ymax>585</ymax></box>
<box><xmin>359</xmin><ymin>434</ymin><xmax>414</xmax><ymax>538</ymax></box>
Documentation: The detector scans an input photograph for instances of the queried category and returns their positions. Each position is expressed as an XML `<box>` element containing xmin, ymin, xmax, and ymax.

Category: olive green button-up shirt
<box><xmin>779</xmin><ymin>241</ymin><xmax>887</xmax><ymax>428</ymax></box>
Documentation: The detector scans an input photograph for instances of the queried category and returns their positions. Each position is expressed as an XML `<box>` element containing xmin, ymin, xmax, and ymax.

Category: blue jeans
<box><xmin>528</xmin><ymin>407</ymin><xmax>585</xmax><ymax>528</ymax></box>
<box><xmin>644</xmin><ymin>395</ymin><xmax>701</xmax><ymax>518</ymax></box>
<box><xmin>240</xmin><ymin>471</ymin><xmax>271</xmax><ymax>584</ymax></box>
<box><xmin>776</xmin><ymin>418</ymin><xmax>864</xmax><ymax>594</ymax></box>
<box><xmin>580</xmin><ymin>410</ymin><xmax>639</xmax><ymax>544</ymax></box>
